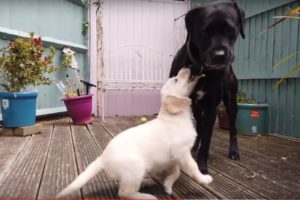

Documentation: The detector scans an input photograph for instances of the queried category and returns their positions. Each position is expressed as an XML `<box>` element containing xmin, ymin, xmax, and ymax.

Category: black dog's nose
<box><xmin>211</xmin><ymin>48</ymin><xmax>227</xmax><ymax>64</ymax></box>
<box><xmin>215</xmin><ymin>49</ymin><xmax>225</xmax><ymax>56</ymax></box>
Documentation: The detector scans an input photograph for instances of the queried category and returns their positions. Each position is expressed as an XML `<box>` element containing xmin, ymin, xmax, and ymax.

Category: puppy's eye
<box><xmin>174</xmin><ymin>78</ymin><xmax>178</xmax><ymax>83</ymax></box>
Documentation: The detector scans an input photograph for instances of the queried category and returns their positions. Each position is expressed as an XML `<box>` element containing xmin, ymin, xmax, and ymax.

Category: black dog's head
<box><xmin>186</xmin><ymin>0</ymin><xmax>245</xmax><ymax>71</ymax></box>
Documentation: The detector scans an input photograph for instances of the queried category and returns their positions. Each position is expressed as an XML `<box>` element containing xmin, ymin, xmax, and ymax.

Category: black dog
<box><xmin>169</xmin><ymin>0</ymin><xmax>245</xmax><ymax>174</ymax></box>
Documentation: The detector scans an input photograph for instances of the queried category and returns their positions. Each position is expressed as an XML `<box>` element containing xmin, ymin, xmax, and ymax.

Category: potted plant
<box><xmin>56</xmin><ymin>48</ymin><xmax>96</xmax><ymax>125</ymax></box>
<box><xmin>0</xmin><ymin>33</ymin><xmax>57</xmax><ymax>127</ymax></box>
<box><xmin>236</xmin><ymin>91</ymin><xmax>269</xmax><ymax>136</ymax></box>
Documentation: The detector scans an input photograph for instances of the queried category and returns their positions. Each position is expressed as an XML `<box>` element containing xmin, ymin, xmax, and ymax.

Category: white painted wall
<box><xmin>91</xmin><ymin>0</ymin><xmax>189</xmax><ymax>117</ymax></box>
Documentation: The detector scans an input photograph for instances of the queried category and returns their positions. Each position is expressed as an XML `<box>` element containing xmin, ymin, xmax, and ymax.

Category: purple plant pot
<box><xmin>62</xmin><ymin>94</ymin><xmax>93</xmax><ymax>124</ymax></box>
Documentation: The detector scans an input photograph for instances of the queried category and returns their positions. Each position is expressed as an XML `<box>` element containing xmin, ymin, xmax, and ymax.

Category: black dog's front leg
<box><xmin>194</xmin><ymin>109</ymin><xmax>217</xmax><ymax>174</ymax></box>
<box><xmin>223</xmin><ymin>92</ymin><xmax>240</xmax><ymax>160</ymax></box>
<box><xmin>223</xmin><ymin>70</ymin><xmax>240</xmax><ymax>160</ymax></box>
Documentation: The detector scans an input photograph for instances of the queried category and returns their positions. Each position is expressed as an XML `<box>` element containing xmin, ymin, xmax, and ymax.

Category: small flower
<box><xmin>35</xmin><ymin>55</ymin><xmax>41</xmax><ymax>61</ymax></box>
<box><xmin>8</xmin><ymin>41</ymin><xmax>14</xmax><ymax>47</ymax></box>
<box><xmin>34</xmin><ymin>37</ymin><xmax>42</xmax><ymax>46</ymax></box>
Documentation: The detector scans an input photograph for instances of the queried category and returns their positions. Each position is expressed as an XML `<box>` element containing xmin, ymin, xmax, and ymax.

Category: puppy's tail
<box><xmin>56</xmin><ymin>157</ymin><xmax>104</xmax><ymax>198</ymax></box>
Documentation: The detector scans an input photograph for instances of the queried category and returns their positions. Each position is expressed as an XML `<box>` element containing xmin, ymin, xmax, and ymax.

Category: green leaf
<box><xmin>272</xmin><ymin>51</ymin><xmax>300</xmax><ymax>70</ymax></box>
<box><xmin>273</xmin><ymin>16</ymin><xmax>300</xmax><ymax>20</ymax></box>
<box><xmin>273</xmin><ymin>63</ymin><xmax>300</xmax><ymax>89</ymax></box>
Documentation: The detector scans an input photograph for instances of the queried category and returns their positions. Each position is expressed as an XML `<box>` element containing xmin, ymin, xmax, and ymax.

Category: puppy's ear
<box><xmin>163</xmin><ymin>95</ymin><xmax>191</xmax><ymax>115</ymax></box>
<box><xmin>233</xmin><ymin>1</ymin><xmax>245</xmax><ymax>39</ymax></box>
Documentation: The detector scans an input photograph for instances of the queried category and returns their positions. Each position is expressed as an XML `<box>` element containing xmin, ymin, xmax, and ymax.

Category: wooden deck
<box><xmin>0</xmin><ymin>116</ymin><xmax>299</xmax><ymax>199</ymax></box>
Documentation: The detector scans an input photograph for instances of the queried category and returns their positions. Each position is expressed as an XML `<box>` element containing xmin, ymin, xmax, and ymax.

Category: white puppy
<box><xmin>57</xmin><ymin>68</ymin><xmax>213</xmax><ymax>199</ymax></box>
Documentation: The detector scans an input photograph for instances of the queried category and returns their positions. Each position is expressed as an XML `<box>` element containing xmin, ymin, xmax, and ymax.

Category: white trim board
<box><xmin>0</xmin><ymin>27</ymin><xmax>87</xmax><ymax>52</ymax></box>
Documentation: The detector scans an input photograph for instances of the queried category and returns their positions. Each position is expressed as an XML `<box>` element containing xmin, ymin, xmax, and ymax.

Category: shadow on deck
<box><xmin>0</xmin><ymin>116</ymin><xmax>299</xmax><ymax>199</ymax></box>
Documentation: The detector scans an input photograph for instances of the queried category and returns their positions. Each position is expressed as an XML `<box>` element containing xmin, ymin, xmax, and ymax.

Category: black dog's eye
<box><xmin>224</xmin><ymin>27</ymin><xmax>234</xmax><ymax>37</ymax></box>
<box><xmin>174</xmin><ymin>78</ymin><xmax>178</xmax><ymax>83</ymax></box>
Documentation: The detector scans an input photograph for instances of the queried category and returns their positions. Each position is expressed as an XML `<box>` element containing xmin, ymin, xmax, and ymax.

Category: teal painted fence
<box><xmin>0</xmin><ymin>0</ymin><xmax>88</xmax><ymax>117</ymax></box>
<box><xmin>192</xmin><ymin>0</ymin><xmax>300</xmax><ymax>138</ymax></box>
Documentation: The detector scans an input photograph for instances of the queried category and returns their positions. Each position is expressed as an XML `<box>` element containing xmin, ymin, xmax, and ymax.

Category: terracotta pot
<box><xmin>217</xmin><ymin>110</ymin><xmax>229</xmax><ymax>130</ymax></box>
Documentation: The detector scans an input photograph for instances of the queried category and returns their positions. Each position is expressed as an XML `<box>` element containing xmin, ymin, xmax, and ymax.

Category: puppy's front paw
<box><xmin>199</xmin><ymin>174</ymin><xmax>213</xmax><ymax>185</ymax></box>
<box><xmin>164</xmin><ymin>185</ymin><xmax>172</xmax><ymax>195</ymax></box>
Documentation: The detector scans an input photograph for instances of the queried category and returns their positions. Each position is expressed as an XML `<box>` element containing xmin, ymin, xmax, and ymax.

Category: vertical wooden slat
<box><xmin>253</xmin><ymin>14</ymin><xmax>261</xmax><ymax>78</ymax></box>
<box><xmin>266</xmin><ymin>9</ymin><xmax>275</xmax><ymax>76</ymax></box>
<box><xmin>249</xmin><ymin>17</ymin><xmax>256</xmax><ymax>77</ymax></box>
<box><xmin>285</xmin><ymin>79</ymin><xmax>296</xmax><ymax>137</ymax></box>
<box><xmin>293</xmin><ymin>79</ymin><xmax>300</xmax><ymax>138</ymax></box>
<box><xmin>271</xmin><ymin>79</ymin><xmax>279</xmax><ymax>133</ymax></box>
<box><xmin>277</xmin><ymin>79</ymin><xmax>287</xmax><ymax>135</ymax></box>
<box><xmin>265</xmin><ymin>80</ymin><xmax>272</xmax><ymax>132</ymax></box>
<box><xmin>260</xmin><ymin>12</ymin><xmax>267</xmax><ymax>76</ymax></box>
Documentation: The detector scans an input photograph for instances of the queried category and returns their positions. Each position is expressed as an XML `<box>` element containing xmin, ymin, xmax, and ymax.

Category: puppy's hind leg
<box><xmin>118</xmin><ymin>172</ymin><xmax>157</xmax><ymax>199</ymax></box>
<box><xmin>141</xmin><ymin>174</ymin><xmax>156</xmax><ymax>187</ymax></box>
<box><xmin>163</xmin><ymin>165</ymin><xmax>180</xmax><ymax>195</ymax></box>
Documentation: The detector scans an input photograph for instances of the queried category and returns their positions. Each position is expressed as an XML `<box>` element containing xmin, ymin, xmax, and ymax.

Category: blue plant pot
<box><xmin>0</xmin><ymin>92</ymin><xmax>38</xmax><ymax>127</ymax></box>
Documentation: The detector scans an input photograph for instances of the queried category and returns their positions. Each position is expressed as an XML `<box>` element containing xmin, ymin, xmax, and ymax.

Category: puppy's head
<box><xmin>186</xmin><ymin>0</ymin><xmax>245</xmax><ymax>70</ymax></box>
<box><xmin>161</xmin><ymin>68</ymin><xmax>199</xmax><ymax>114</ymax></box>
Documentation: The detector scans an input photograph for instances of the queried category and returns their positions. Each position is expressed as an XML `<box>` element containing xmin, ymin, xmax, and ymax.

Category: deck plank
<box><xmin>208</xmin><ymin>152</ymin><xmax>299</xmax><ymax>199</ymax></box>
<box><xmin>203</xmin><ymin>168</ymin><xmax>263</xmax><ymax>199</ymax></box>
<box><xmin>0</xmin><ymin>124</ymin><xmax>53</xmax><ymax>198</ymax></box>
<box><xmin>212</xmin><ymin>130</ymin><xmax>300</xmax><ymax>189</ymax></box>
<box><xmin>37</xmin><ymin>118</ymin><xmax>80</xmax><ymax>198</ymax></box>
<box><xmin>215</xmin><ymin>129</ymin><xmax>300</xmax><ymax>166</ymax></box>
<box><xmin>173</xmin><ymin>173</ymin><xmax>221</xmax><ymax>199</ymax></box>
<box><xmin>71</xmin><ymin>124</ymin><xmax>119</xmax><ymax>198</ymax></box>
<box><xmin>209</xmin><ymin>131</ymin><xmax>300</xmax><ymax>199</ymax></box>
<box><xmin>0</xmin><ymin>136</ymin><xmax>28</xmax><ymax>184</ymax></box>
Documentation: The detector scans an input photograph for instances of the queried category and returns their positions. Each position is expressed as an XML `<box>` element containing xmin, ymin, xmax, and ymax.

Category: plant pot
<box><xmin>236</xmin><ymin>103</ymin><xmax>269</xmax><ymax>136</ymax></box>
<box><xmin>217</xmin><ymin>110</ymin><xmax>230</xmax><ymax>130</ymax></box>
<box><xmin>62</xmin><ymin>94</ymin><xmax>93</xmax><ymax>124</ymax></box>
<box><xmin>0</xmin><ymin>91</ymin><xmax>38</xmax><ymax>127</ymax></box>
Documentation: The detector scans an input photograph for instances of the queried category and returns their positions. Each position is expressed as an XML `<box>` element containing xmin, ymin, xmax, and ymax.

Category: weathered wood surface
<box><xmin>0</xmin><ymin>116</ymin><xmax>299</xmax><ymax>199</ymax></box>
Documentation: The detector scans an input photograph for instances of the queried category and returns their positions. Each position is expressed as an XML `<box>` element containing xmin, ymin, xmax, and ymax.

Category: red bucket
<box><xmin>62</xmin><ymin>94</ymin><xmax>93</xmax><ymax>124</ymax></box>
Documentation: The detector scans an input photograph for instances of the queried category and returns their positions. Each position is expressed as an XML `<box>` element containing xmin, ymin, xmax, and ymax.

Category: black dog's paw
<box><xmin>199</xmin><ymin>167</ymin><xmax>209</xmax><ymax>174</ymax></box>
<box><xmin>228</xmin><ymin>151</ymin><xmax>240</xmax><ymax>160</ymax></box>
<box><xmin>198</xmin><ymin>163</ymin><xmax>209</xmax><ymax>174</ymax></box>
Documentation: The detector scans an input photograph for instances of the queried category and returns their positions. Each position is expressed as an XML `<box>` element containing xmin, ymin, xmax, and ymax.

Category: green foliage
<box><xmin>82</xmin><ymin>21</ymin><xmax>89</xmax><ymax>36</ymax></box>
<box><xmin>0</xmin><ymin>33</ymin><xmax>58</xmax><ymax>92</ymax></box>
<box><xmin>264</xmin><ymin>6</ymin><xmax>300</xmax><ymax>89</ymax></box>
<box><xmin>237</xmin><ymin>91</ymin><xmax>257</xmax><ymax>104</ymax></box>
<box><xmin>61</xmin><ymin>53</ymin><xmax>72</xmax><ymax>69</ymax></box>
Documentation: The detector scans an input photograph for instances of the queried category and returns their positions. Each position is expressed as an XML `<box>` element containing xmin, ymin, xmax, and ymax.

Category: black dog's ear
<box><xmin>233</xmin><ymin>1</ymin><xmax>245</xmax><ymax>39</ymax></box>
<box><xmin>185</xmin><ymin>8</ymin><xmax>198</xmax><ymax>36</ymax></box>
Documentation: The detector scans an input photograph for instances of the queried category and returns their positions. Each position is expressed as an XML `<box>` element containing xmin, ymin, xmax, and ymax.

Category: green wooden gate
<box><xmin>191</xmin><ymin>0</ymin><xmax>300</xmax><ymax>138</ymax></box>
<box><xmin>0</xmin><ymin>0</ymin><xmax>88</xmax><ymax>118</ymax></box>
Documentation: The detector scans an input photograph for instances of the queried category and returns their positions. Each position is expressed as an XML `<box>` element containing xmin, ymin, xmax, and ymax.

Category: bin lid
<box><xmin>238</xmin><ymin>103</ymin><xmax>269</xmax><ymax>108</ymax></box>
